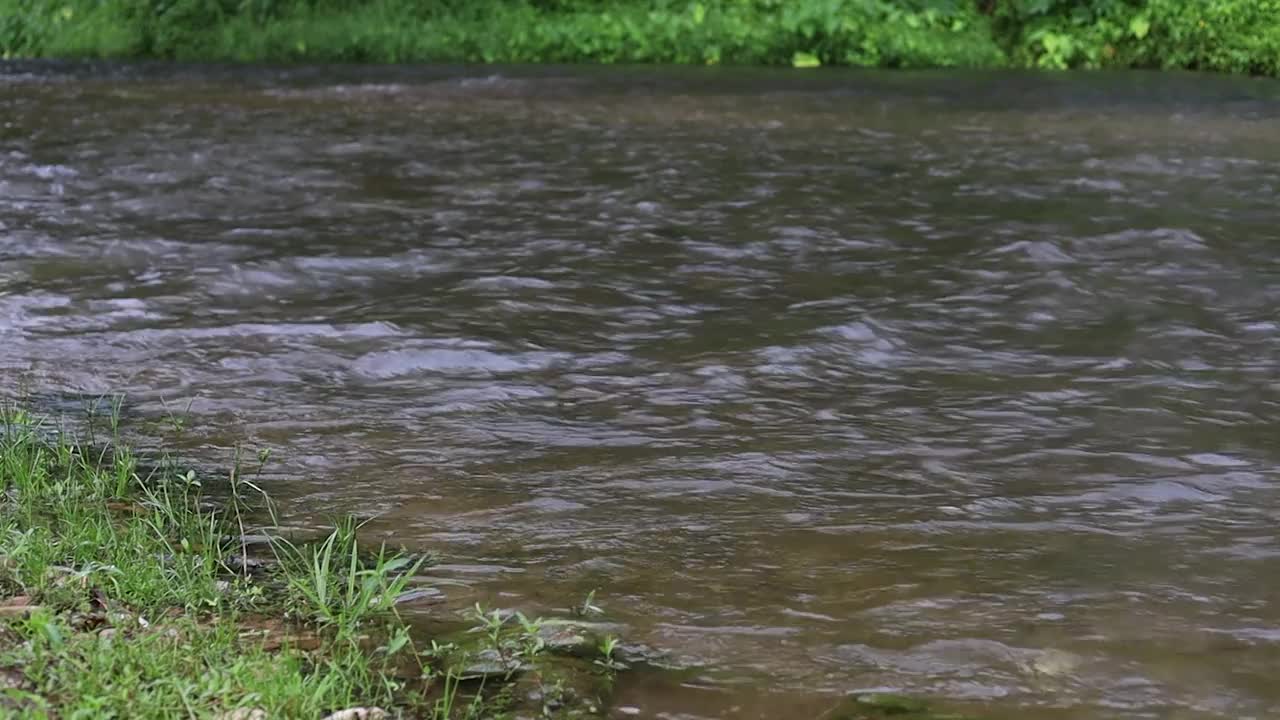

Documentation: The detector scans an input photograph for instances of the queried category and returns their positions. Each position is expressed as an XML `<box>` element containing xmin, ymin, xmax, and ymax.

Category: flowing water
<box><xmin>4</xmin><ymin>61</ymin><xmax>1280</xmax><ymax>719</ymax></box>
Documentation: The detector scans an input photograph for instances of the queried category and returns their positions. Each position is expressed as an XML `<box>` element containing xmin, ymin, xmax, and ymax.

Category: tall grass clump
<box><xmin>272</xmin><ymin>514</ymin><xmax>427</xmax><ymax>639</ymax></box>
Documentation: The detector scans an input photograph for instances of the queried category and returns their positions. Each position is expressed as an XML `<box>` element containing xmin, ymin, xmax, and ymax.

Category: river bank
<box><xmin>0</xmin><ymin>404</ymin><xmax>646</xmax><ymax>718</ymax></box>
<box><xmin>2</xmin><ymin>0</ymin><xmax>1279</xmax><ymax>75</ymax></box>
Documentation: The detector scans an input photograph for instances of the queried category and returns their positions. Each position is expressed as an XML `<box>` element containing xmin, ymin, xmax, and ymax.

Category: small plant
<box><xmin>539</xmin><ymin>678</ymin><xmax>568</xmax><ymax>718</ymax></box>
<box><xmin>378</xmin><ymin>626</ymin><xmax>412</xmax><ymax>657</ymax></box>
<box><xmin>572</xmin><ymin>589</ymin><xmax>602</xmax><ymax>618</ymax></box>
<box><xmin>468</xmin><ymin>602</ymin><xmax>508</xmax><ymax>655</ymax></box>
<box><xmin>158</xmin><ymin>395</ymin><xmax>194</xmax><ymax>437</ymax></box>
<box><xmin>513</xmin><ymin>611</ymin><xmax>545</xmax><ymax>661</ymax></box>
<box><xmin>598</xmin><ymin>635</ymin><xmax>619</xmax><ymax>660</ymax></box>
<box><xmin>594</xmin><ymin>635</ymin><xmax>625</xmax><ymax>672</ymax></box>
<box><xmin>430</xmin><ymin>669</ymin><xmax>464</xmax><ymax>720</ymax></box>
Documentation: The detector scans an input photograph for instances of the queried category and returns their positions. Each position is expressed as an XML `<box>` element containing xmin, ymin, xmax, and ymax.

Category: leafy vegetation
<box><xmin>0</xmin><ymin>0</ymin><xmax>1001</xmax><ymax>67</ymax></box>
<box><xmin>0</xmin><ymin>404</ymin><xmax>627</xmax><ymax>718</ymax></box>
<box><xmin>1</xmin><ymin>0</ymin><xmax>1277</xmax><ymax>74</ymax></box>
<box><xmin>992</xmin><ymin>0</ymin><xmax>1280</xmax><ymax>74</ymax></box>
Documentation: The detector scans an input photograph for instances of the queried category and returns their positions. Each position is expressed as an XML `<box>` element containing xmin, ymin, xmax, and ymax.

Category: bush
<box><xmin>987</xmin><ymin>0</ymin><xmax>1280</xmax><ymax>74</ymax></box>
<box><xmin>0</xmin><ymin>0</ymin><xmax>999</xmax><ymax>65</ymax></box>
<box><xmin>1</xmin><ymin>0</ymin><xmax>1278</xmax><ymax>75</ymax></box>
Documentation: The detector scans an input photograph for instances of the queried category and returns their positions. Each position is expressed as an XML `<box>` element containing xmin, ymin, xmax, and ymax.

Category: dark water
<box><xmin>4</xmin><ymin>61</ymin><xmax>1280</xmax><ymax>719</ymax></box>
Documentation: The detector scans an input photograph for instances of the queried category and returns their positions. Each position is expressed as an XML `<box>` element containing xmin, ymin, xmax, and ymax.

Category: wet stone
<box><xmin>821</xmin><ymin>693</ymin><xmax>979</xmax><ymax>719</ymax></box>
<box><xmin>460</xmin><ymin>648</ymin><xmax>522</xmax><ymax>680</ymax></box>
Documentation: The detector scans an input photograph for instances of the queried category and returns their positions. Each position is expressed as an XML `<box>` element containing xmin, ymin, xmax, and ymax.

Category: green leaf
<box><xmin>1130</xmin><ymin>15</ymin><xmax>1151</xmax><ymax>40</ymax></box>
<box><xmin>791</xmin><ymin>51</ymin><xmax>821</xmax><ymax>68</ymax></box>
<box><xmin>383</xmin><ymin>630</ymin><xmax>410</xmax><ymax>656</ymax></box>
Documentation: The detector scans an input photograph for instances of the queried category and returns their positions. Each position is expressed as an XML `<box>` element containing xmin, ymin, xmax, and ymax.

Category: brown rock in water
<box><xmin>819</xmin><ymin>693</ymin><xmax>977</xmax><ymax>719</ymax></box>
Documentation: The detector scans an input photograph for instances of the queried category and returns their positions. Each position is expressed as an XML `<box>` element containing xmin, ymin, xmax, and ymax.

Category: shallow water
<box><xmin>4</xmin><ymin>61</ymin><xmax>1280</xmax><ymax>718</ymax></box>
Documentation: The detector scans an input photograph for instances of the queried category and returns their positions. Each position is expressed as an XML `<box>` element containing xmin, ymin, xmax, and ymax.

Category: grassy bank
<box><xmin>0</xmin><ymin>405</ymin><xmax>629</xmax><ymax>718</ymax></box>
<box><xmin>1</xmin><ymin>0</ymin><xmax>1279</xmax><ymax>76</ymax></box>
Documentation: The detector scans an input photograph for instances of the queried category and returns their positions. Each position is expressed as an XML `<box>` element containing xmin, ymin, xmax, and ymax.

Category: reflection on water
<box><xmin>4</xmin><ymin>61</ymin><xmax>1280</xmax><ymax>718</ymax></box>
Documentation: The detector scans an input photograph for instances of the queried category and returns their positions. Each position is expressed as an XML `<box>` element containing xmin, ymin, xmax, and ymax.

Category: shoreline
<box><xmin>0</xmin><ymin>405</ymin><xmax>645</xmax><ymax>718</ymax></box>
<box><xmin>1</xmin><ymin>1</ymin><xmax>1278</xmax><ymax>77</ymax></box>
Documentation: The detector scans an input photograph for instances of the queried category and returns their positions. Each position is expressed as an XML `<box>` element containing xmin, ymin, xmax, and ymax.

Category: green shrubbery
<box><xmin>0</xmin><ymin>0</ymin><xmax>1000</xmax><ymax>67</ymax></box>
<box><xmin>994</xmin><ymin>0</ymin><xmax>1280</xmax><ymax>75</ymax></box>
<box><xmin>2</xmin><ymin>0</ymin><xmax>1279</xmax><ymax>75</ymax></box>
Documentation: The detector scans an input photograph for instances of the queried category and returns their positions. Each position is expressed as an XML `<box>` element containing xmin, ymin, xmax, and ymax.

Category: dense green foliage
<box><xmin>993</xmin><ymin>0</ymin><xmax>1280</xmax><ymax>74</ymax></box>
<box><xmin>0</xmin><ymin>0</ymin><xmax>1000</xmax><ymax>67</ymax></box>
<box><xmin>1</xmin><ymin>0</ymin><xmax>1279</xmax><ymax>74</ymax></box>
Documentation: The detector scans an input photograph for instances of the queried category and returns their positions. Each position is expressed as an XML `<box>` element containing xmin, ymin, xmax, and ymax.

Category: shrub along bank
<box><xmin>1</xmin><ymin>0</ymin><xmax>1279</xmax><ymax>76</ymax></box>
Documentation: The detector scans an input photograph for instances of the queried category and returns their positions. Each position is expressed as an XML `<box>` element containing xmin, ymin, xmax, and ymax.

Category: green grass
<box><xmin>2</xmin><ymin>612</ymin><xmax>393</xmax><ymax>718</ymax></box>
<box><xmin>0</xmin><ymin>405</ymin><xmax>444</xmax><ymax>718</ymax></box>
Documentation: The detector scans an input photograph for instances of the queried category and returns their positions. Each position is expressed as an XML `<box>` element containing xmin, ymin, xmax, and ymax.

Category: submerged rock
<box><xmin>821</xmin><ymin>693</ymin><xmax>980</xmax><ymax>719</ymax></box>
<box><xmin>1019</xmin><ymin>648</ymin><xmax>1081</xmax><ymax>678</ymax></box>
<box><xmin>459</xmin><ymin>648</ymin><xmax>522</xmax><ymax>681</ymax></box>
<box><xmin>535</xmin><ymin>620</ymin><xmax>626</xmax><ymax>659</ymax></box>
<box><xmin>613</xmin><ymin>640</ymin><xmax>674</xmax><ymax>669</ymax></box>
<box><xmin>533</xmin><ymin>620</ymin><xmax>671</xmax><ymax>665</ymax></box>
<box><xmin>428</xmin><ymin>613</ymin><xmax>687</xmax><ymax>718</ymax></box>
<box><xmin>511</xmin><ymin>654</ymin><xmax>613</xmax><ymax>718</ymax></box>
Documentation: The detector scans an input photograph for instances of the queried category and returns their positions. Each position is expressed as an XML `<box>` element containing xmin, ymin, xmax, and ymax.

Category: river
<box><xmin>3</xmin><ymin>61</ymin><xmax>1280</xmax><ymax>719</ymax></box>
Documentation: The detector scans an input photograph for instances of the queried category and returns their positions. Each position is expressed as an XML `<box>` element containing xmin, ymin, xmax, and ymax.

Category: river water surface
<box><xmin>3</xmin><ymin>62</ymin><xmax>1280</xmax><ymax>719</ymax></box>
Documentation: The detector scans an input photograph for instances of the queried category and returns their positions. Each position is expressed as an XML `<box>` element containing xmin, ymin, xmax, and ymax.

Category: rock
<box><xmin>224</xmin><ymin>555</ymin><xmax>266</xmax><ymax>574</ymax></box>
<box><xmin>0</xmin><ymin>604</ymin><xmax>41</xmax><ymax>618</ymax></box>
<box><xmin>613</xmin><ymin>641</ymin><xmax>672</xmax><ymax>669</ymax></box>
<box><xmin>0</xmin><ymin>595</ymin><xmax>37</xmax><ymax>617</ymax></box>
<box><xmin>393</xmin><ymin>587</ymin><xmax>443</xmax><ymax>605</ymax></box>
<box><xmin>536</xmin><ymin>623</ymin><xmax>598</xmax><ymax>657</ymax></box>
<box><xmin>0</xmin><ymin>667</ymin><xmax>28</xmax><ymax>690</ymax></box>
<box><xmin>216</xmin><ymin>709</ymin><xmax>267</xmax><ymax>720</ymax></box>
<box><xmin>510</xmin><ymin>655</ymin><xmax>614</xmax><ymax>718</ymax></box>
<box><xmin>1022</xmin><ymin>648</ymin><xmax>1081</xmax><ymax>678</ymax></box>
<box><xmin>534</xmin><ymin>619</ymin><xmax>625</xmax><ymax>659</ymax></box>
<box><xmin>321</xmin><ymin>708</ymin><xmax>387</xmax><ymax>720</ymax></box>
<box><xmin>854</xmin><ymin>693</ymin><xmax>930</xmax><ymax>714</ymax></box>
<box><xmin>820</xmin><ymin>693</ymin><xmax>977</xmax><ymax>719</ymax></box>
<box><xmin>69</xmin><ymin>609</ymin><xmax>108</xmax><ymax>632</ymax></box>
<box><xmin>0</xmin><ymin>667</ymin><xmax>35</xmax><ymax>716</ymax></box>
<box><xmin>459</xmin><ymin>648</ymin><xmax>521</xmax><ymax>680</ymax></box>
